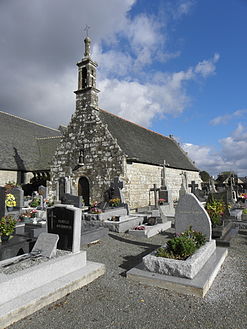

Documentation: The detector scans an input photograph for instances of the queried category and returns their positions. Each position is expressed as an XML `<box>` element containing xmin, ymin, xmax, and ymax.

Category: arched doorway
<box><xmin>78</xmin><ymin>176</ymin><xmax>90</xmax><ymax>205</ymax></box>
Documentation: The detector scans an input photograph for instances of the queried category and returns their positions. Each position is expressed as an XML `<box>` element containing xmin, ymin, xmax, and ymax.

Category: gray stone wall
<box><xmin>123</xmin><ymin>163</ymin><xmax>201</xmax><ymax>209</ymax></box>
<box><xmin>50</xmin><ymin>91</ymin><xmax>125</xmax><ymax>203</ymax></box>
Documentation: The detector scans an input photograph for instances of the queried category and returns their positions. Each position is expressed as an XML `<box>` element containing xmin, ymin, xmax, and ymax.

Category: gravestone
<box><xmin>59</xmin><ymin>177</ymin><xmax>66</xmax><ymax>200</ymax></box>
<box><xmin>110</xmin><ymin>177</ymin><xmax>125</xmax><ymax>203</ymax></box>
<box><xmin>38</xmin><ymin>185</ymin><xmax>48</xmax><ymax>199</ymax></box>
<box><xmin>188</xmin><ymin>181</ymin><xmax>199</xmax><ymax>195</ymax></box>
<box><xmin>32</xmin><ymin>232</ymin><xmax>59</xmax><ymax>258</ymax></box>
<box><xmin>61</xmin><ymin>193</ymin><xmax>83</xmax><ymax>208</ymax></box>
<box><xmin>10</xmin><ymin>187</ymin><xmax>24</xmax><ymax>211</ymax></box>
<box><xmin>0</xmin><ymin>187</ymin><xmax>5</xmax><ymax>218</ymax></box>
<box><xmin>47</xmin><ymin>205</ymin><xmax>81</xmax><ymax>253</ymax></box>
<box><xmin>150</xmin><ymin>184</ymin><xmax>159</xmax><ymax>208</ymax></box>
<box><xmin>175</xmin><ymin>192</ymin><xmax>212</xmax><ymax>241</ymax></box>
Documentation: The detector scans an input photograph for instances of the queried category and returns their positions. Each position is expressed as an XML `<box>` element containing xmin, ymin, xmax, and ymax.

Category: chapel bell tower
<box><xmin>74</xmin><ymin>36</ymin><xmax>99</xmax><ymax>107</ymax></box>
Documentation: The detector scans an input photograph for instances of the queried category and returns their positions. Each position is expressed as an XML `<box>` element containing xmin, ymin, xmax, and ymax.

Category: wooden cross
<box><xmin>188</xmin><ymin>181</ymin><xmax>198</xmax><ymax>195</ymax></box>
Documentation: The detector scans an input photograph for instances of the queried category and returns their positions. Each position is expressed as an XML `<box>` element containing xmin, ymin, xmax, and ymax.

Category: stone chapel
<box><xmin>50</xmin><ymin>37</ymin><xmax>201</xmax><ymax>208</ymax></box>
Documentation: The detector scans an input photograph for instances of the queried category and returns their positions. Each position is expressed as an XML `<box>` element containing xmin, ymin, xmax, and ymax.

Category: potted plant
<box><xmin>5</xmin><ymin>193</ymin><xmax>17</xmax><ymax>211</ymax></box>
<box><xmin>109</xmin><ymin>198</ymin><xmax>121</xmax><ymax>207</ymax></box>
<box><xmin>0</xmin><ymin>215</ymin><xmax>17</xmax><ymax>242</ymax></box>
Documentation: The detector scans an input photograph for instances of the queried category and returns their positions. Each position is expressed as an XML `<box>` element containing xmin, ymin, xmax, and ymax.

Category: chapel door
<box><xmin>78</xmin><ymin>176</ymin><xmax>90</xmax><ymax>205</ymax></box>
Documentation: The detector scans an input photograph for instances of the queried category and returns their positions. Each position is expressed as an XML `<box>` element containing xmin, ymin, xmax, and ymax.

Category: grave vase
<box><xmin>1</xmin><ymin>235</ymin><xmax>10</xmax><ymax>242</ymax></box>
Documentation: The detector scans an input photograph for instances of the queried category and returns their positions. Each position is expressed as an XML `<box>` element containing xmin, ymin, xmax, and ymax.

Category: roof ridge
<box><xmin>0</xmin><ymin>110</ymin><xmax>60</xmax><ymax>132</ymax></box>
<box><xmin>36</xmin><ymin>136</ymin><xmax>61</xmax><ymax>140</ymax></box>
<box><xmin>99</xmin><ymin>108</ymin><xmax>171</xmax><ymax>140</ymax></box>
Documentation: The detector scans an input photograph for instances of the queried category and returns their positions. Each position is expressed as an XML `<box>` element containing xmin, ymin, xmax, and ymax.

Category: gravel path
<box><xmin>8</xmin><ymin>231</ymin><xmax>247</xmax><ymax>329</ymax></box>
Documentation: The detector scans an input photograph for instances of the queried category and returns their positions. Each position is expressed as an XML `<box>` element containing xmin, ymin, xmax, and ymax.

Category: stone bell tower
<box><xmin>74</xmin><ymin>36</ymin><xmax>100</xmax><ymax>108</ymax></box>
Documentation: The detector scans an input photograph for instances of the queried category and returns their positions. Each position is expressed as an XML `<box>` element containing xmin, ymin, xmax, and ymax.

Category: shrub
<box><xmin>205</xmin><ymin>199</ymin><xmax>226</xmax><ymax>226</ymax></box>
<box><xmin>156</xmin><ymin>227</ymin><xmax>206</xmax><ymax>260</ymax></box>
<box><xmin>0</xmin><ymin>216</ymin><xmax>16</xmax><ymax>236</ymax></box>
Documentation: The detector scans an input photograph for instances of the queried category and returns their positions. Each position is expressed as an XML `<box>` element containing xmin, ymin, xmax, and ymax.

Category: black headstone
<box><xmin>0</xmin><ymin>187</ymin><xmax>5</xmax><ymax>218</ymax></box>
<box><xmin>61</xmin><ymin>193</ymin><xmax>83</xmax><ymax>208</ymax></box>
<box><xmin>47</xmin><ymin>206</ymin><xmax>74</xmax><ymax>251</ymax></box>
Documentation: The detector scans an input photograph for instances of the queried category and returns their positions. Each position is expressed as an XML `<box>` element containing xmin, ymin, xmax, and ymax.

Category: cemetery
<box><xmin>0</xmin><ymin>37</ymin><xmax>246</xmax><ymax>328</ymax></box>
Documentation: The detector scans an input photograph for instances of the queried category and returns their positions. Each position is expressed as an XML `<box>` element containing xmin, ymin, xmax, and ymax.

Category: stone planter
<box><xmin>143</xmin><ymin>240</ymin><xmax>216</xmax><ymax>279</ymax></box>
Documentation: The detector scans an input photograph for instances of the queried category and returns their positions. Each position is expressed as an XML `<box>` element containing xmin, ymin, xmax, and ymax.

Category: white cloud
<box><xmin>98</xmin><ymin>54</ymin><xmax>219</xmax><ymax>127</ymax></box>
<box><xmin>194</xmin><ymin>53</ymin><xmax>220</xmax><ymax>78</ymax></box>
<box><xmin>210</xmin><ymin>109</ymin><xmax>247</xmax><ymax>126</ymax></box>
<box><xmin>182</xmin><ymin>124</ymin><xmax>247</xmax><ymax>176</ymax></box>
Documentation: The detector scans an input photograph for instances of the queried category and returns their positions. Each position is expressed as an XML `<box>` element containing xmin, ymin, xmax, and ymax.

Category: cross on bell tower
<box><xmin>74</xmin><ymin>29</ymin><xmax>100</xmax><ymax>107</ymax></box>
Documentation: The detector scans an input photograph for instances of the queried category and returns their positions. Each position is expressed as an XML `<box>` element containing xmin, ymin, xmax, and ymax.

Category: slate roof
<box><xmin>0</xmin><ymin>111</ymin><xmax>61</xmax><ymax>171</ymax></box>
<box><xmin>99</xmin><ymin>109</ymin><xmax>199</xmax><ymax>171</ymax></box>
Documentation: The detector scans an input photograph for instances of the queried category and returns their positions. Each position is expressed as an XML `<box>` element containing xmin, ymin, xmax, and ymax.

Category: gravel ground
<box><xmin>8</xmin><ymin>231</ymin><xmax>247</xmax><ymax>329</ymax></box>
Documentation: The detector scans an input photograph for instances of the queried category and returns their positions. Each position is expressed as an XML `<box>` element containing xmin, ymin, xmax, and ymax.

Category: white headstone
<box><xmin>175</xmin><ymin>193</ymin><xmax>212</xmax><ymax>241</ymax></box>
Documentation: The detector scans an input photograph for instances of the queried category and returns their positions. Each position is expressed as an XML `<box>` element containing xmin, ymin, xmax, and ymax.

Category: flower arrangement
<box><xmin>156</xmin><ymin>227</ymin><xmax>206</xmax><ymax>260</ymax></box>
<box><xmin>19</xmin><ymin>210</ymin><xmax>38</xmax><ymax>221</ymax></box>
<box><xmin>5</xmin><ymin>193</ymin><xmax>16</xmax><ymax>208</ymax></box>
<box><xmin>134</xmin><ymin>225</ymin><xmax>146</xmax><ymax>230</ymax></box>
<box><xmin>205</xmin><ymin>199</ymin><xmax>226</xmax><ymax>226</ymax></box>
<box><xmin>158</xmin><ymin>198</ymin><xmax>166</xmax><ymax>205</ymax></box>
<box><xmin>109</xmin><ymin>198</ymin><xmax>121</xmax><ymax>207</ymax></box>
<box><xmin>89</xmin><ymin>207</ymin><xmax>102</xmax><ymax>214</ymax></box>
<box><xmin>0</xmin><ymin>215</ymin><xmax>17</xmax><ymax>236</ymax></box>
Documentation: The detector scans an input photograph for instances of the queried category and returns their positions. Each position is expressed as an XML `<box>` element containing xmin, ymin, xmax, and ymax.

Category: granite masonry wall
<box><xmin>50</xmin><ymin>92</ymin><xmax>125</xmax><ymax>203</ymax></box>
<box><xmin>123</xmin><ymin>163</ymin><xmax>201</xmax><ymax>209</ymax></box>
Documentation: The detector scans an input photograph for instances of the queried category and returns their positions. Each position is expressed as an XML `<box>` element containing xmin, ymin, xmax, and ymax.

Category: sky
<box><xmin>0</xmin><ymin>0</ymin><xmax>247</xmax><ymax>177</ymax></box>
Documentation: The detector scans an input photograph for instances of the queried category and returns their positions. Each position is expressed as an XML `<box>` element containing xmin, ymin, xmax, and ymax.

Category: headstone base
<box><xmin>127</xmin><ymin>246</ymin><xmax>228</xmax><ymax>298</ymax></box>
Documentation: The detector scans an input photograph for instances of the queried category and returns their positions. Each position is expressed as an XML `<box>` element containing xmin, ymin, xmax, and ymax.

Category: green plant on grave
<box><xmin>179</xmin><ymin>226</ymin><xmax>206</xmax><ymax>248</ymax></box>
<box><xmin>0</xmin><ymin>216</ymin><xmax>17</xmax><ymax>236</ymax></box>
<box><xmin>205</xmin><ymin>199</ymin><xmax>226</xmax><ymax>226</ymax></box>
<box><xmin>242</xmin><ymin>209</ymin><xmax>247</xmax><ymax>215</ymax></box>
<box><xmin>29</xmin><ymin>197</ymin><xmax>40</xmax><ymax>208</ymax></box>
<box><xmin>156</xmin><ymin>227</ymin><xmax>206</xmax><ymax>260</ymax></box>
<box><xmin>5</xmin><ymin>193</ymin><xmax>16</xmax><ymax>208</ymax></box>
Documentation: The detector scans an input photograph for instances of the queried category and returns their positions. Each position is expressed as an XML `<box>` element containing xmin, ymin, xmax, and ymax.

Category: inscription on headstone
<box><xmin>47</xmin><ymin>205</ymin><xmax>81</xmax><ymax>253</ymax></box>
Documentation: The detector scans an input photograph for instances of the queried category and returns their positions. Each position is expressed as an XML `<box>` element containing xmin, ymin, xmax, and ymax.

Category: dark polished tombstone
<box><xmin>0</xmin><ymin>187</ymin><xmax>5</xmax><ymax>218</ymax></box>
<box><xmin>0</xmin><ymin>236</ymin><xmax>36</xmax><ymax>261</ymax></box>
<box><xmin>47</xmin><ymin>205</ymin><xmax>81</xmax><ymax>252</ymax></box>
<box><xmin>47</xmin><ymin>207</ymin><xmax>74</xmax><ymax>251</ymax></box>
<box><xmin>61</xmin><ymin>193</ymin><xmax>83</xmax><ymax>208</ymax></box>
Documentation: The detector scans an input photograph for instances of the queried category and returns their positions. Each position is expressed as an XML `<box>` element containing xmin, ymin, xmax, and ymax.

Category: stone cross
<box><xmin>188</xmin><ymin>181</ymin><xmax>199</xmax><ymax>195</ymax></box>
<box><xmin>150</xmin><ymin>184</ymin><xmax>160</xmax><ymax>208</ymax></box>
<box><xmin>161</xmin><ymin>160</ymin><xmax>167</xmax><ymax>189</ymax></box>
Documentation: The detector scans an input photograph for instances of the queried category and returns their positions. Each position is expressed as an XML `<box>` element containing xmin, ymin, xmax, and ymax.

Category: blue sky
<box><xmin>0</xmin><ymin>0</ymin><xmax>246</xmax><ymax>176</ymax></box>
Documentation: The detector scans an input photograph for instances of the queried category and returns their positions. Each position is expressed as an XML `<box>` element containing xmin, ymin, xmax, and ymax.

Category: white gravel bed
<box><xmin>7</xmin><ymin>230</ymin><xmax>247</xmax><ymax>329</ymax></box>
<box><xmin>0</xmin><ymin>250</ymin><xmax>70</xmax><ymax>275</ymax></box>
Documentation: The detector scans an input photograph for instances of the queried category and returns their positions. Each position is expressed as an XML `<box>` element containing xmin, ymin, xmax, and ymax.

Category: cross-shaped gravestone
<box><xmin>150</xmin><ymin>184</ymin><xmax>160</xmax><ymax>208</ymax></box>
<box><xmin>188</xmin><ymin>181</ymin><xmax>199</xmax><ymax>195</ymax></box>
<box><xmin>110</xmin><ymin>177</ymin><xmax>124</xmax><ymax>202</ymax></box>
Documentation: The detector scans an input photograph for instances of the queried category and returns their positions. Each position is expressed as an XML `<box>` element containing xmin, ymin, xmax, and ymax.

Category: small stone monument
<box><xmin>175</xmin><ymin>192</ymin><xmax>212</xmax><ymax>241</ymax></box>
<box><xmin>32</xmin><ymin>232</ymin><xmax>59</xmax><ymax>258</ymax></box>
